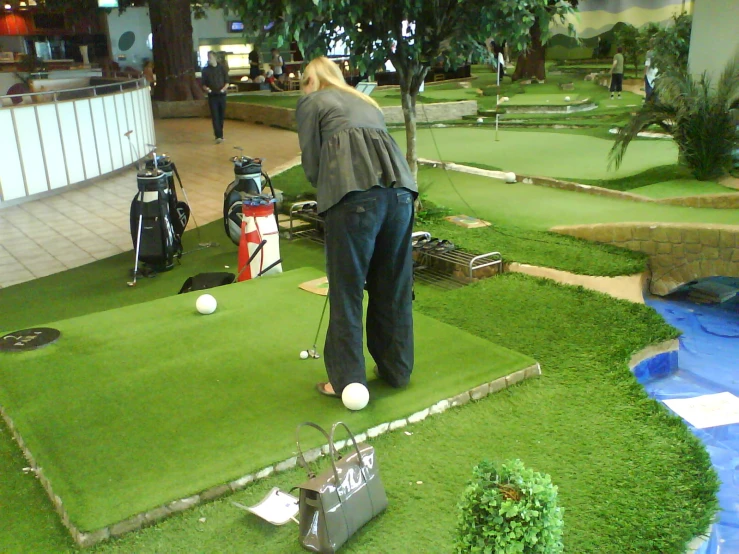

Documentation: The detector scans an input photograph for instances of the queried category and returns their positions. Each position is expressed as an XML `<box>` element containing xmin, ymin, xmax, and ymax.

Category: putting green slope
<box><xmin>395</xmin><ymin>128</ymin><xmax>678</xmax><ymax>181</ymax></box>
<box><xmin>0</xmin><ymin>268</ymin><xmax>534</xmax><ymax>532</ymax></box>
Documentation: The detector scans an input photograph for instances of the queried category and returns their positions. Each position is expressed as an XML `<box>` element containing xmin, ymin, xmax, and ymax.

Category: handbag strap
<box><xmin>295</xmin><ymin>422</ymin><xmax>332</xmax><ymax>479</ymax></box>
<box><xmin>329</xmin><ymin>421</ymin><xmax>365</xmax><ymax>468</ymax></box>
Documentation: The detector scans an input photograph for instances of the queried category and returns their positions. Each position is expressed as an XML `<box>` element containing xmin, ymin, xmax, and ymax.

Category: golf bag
<box><xmin>129</xmin><ymin>169</ymin><xmax>182</xmax><ymax>272</ymax></box>
<box><xmin>146</xmin><ymin>155</ymin><xmax>191</xmax><ymax>239</ymax></box>
<box><xmin>223</xmin><ymin>155</ymin><xmax>277</xmax><ymax>246</ymax></box>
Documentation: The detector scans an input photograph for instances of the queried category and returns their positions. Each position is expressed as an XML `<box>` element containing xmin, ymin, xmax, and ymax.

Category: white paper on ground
<box><xmin>663</xmin><ymin>392</ymin><xmax>739</xmax><ymax>429</ymax></box>
<box><xmin>232</xmin><ymin>487</ymin><xmax>299</xmax><ymax>526</ymax></box>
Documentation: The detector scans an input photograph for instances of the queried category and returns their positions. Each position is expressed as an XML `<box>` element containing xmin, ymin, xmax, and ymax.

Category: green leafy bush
<box><xmin>455</xmin><ymin>459</ymin><xmax>564</xmax><ymax>554</ymax></box>
<box><xmin>610</xmin><ymin>51</ymin><xmax>739</xmax><ymax>181</ymax></box>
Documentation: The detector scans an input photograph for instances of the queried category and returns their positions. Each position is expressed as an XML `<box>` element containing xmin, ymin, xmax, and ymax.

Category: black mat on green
<box><xmin>0</xmin><ymin>267</ymin><xmax>534</xmax><ymax>532</ymax></box>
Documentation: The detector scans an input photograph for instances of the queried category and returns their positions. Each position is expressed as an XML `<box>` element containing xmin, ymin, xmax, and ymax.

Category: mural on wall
<box><xmin>547</xmin><ymin>0</ymin><xmax>693</xmax><ymax>60</ymax></box>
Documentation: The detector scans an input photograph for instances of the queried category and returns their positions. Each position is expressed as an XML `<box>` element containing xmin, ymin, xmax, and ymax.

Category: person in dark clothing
<box><xmin>248</xmin><ymin>49</ymin><xmax>260</xmax><ymax>80</ymax></box>
<box><xmin>201</xmin><ymin>51</ymin><xmax>229</xmax><ymax>144</ymax></box>
<box><xmin>296</xmin><ymin>57</ymin><xmax>417</xmax><ymax>400</ymax></box>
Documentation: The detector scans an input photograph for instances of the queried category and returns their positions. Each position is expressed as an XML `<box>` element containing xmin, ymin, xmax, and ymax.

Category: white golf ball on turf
<box><xmin>196</xmin><ymin>294</ymin><xmax>217</xmax><ymax>315</ymax></box>
<box><xmin>564</xmin><ymin>95</ymin><xmax>571</xmax><ymax>102</ymax></box>
<box><xmin>476</xmin><ymin>117</ymin><xmax>483</xmax><ymax>123</ymax></box>
<box><xmin>300</xmin><ymin>350</ymin><xmax>309</xmax><ymax>359</ymax></box>
<box><xmin>342</xmin><ymin>383</ymin><xmax>370</xmax><ymax>411</ymax></box>
<box><xmin>505</xmin><ymin>172</ymin><xmax>517</xmax><ymax>183</ymax></box>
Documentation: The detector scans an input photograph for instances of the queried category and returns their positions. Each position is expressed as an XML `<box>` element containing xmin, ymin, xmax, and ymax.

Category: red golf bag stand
<box><xmin>238</xmin><ymin>202</ymin><xmax>283</xmax><ymax>281</ymax></box>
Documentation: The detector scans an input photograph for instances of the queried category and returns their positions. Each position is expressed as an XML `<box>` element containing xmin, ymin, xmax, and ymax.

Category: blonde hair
<box><xmin>301</xmin><ymin>56</ymin><xmax>380</xmax><ymax>109</ymax></box>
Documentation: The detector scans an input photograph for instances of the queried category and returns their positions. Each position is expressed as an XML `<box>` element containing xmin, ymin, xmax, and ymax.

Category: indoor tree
<box><xmin>609</xmin><ymin>52</ymin><xmax>739</xmax><ymax>181</ymax></box>
<box><xmin>511</xmin><ymin>0</ymin><xmax>578</xmax><ymax>82</ymax></box>
<box><xmin>215</xmin><ymin>0</ymin><xmax>577</xmax><ymax>179</ymax></box>
<box><xmin>614</xmin><ymin>23</ymin><xmax>641</xmax><ymax>77</ymax></box>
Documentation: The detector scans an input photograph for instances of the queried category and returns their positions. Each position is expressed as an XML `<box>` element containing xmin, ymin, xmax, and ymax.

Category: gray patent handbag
<box><xmin>295</xmin><ymin>422</ymin><xmax>388</xmax><ymax>553</ymax></box>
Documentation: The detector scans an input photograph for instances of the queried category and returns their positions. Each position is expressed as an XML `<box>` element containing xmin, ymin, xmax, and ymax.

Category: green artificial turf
<box><xmin>414</xmin><ymin>166</ymin><xmax>739</xmax><ymax>230</ymax></box>
<box><xmin>630</xmin><ymin>179</ymin><xmax>739</xmax><ymax>199</ymax></box>
<box><xmin>504</xmin><ymin>93</ymin><xmax>583</xmax><ymax>106</ymax></box>
<box><xmin>395</xmin><ymin>127</ymin><xmax>679</xmax><ymax>181</ymax></box>
<box><xmin>0</xmin><ymin>267</ymin><xmax>533</xmax><ymax>531</ymax></box>
<box><xmin>0</xmin><ymin>219</ymin><xmax>325</xmax><ymax>334</ymax></box>
<box><xmin>72</xmin><ymin>274</ymin><xmax>716</xmax><ymax>553</ymax></box>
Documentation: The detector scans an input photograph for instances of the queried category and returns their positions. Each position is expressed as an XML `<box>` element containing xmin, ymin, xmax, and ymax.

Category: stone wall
<box><xmin>551</xmin><ymin>223</ymin><xmax>739</xmax><ymax>295</ymax></box>
<box><xmin>154</xmin><ymin>98</ymin><xmax>478</xmax><ymax>129</ymax></box>
<box><xmin>226</xmin><ymin>102</ymin><xmax>298</xmax><ymax>131</ymax></box>
<box><xmin>383</xmin><ymin>100</ymin><xmax>478</xmax><ymax>125</ymax></box>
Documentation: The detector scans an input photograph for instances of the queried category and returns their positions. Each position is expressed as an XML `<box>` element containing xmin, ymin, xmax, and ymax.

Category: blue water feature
<box><xmin>637</xmin><ymin>282</ymin><xmax>739</xmax><ymax>554</ymax></box>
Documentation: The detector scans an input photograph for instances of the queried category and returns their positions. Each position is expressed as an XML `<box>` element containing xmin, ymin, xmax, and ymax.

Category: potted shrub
<box><xmin>455</xmin><ymin>458</ymin><xmax>564</xmax><ymax>553</ymax></box>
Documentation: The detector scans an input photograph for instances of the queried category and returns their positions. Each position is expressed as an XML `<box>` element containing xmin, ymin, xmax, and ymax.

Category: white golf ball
<box><xmin>300</xmin><ymin>350</ymin><xmax>309</xmax><ymax>359</ymax></box>
<box><xmin>196</xmin><ymin>294</ymin><xmax>217</xmax><ymax>315</ymax></box>
<box><xmin>564</xmin><ymin>95</ymin><xmax>571</xmax><ymax>102</ymax></box>
<box><xmin>342</xmin><ymin>383</ymin><xmax>370</xmax><ymax>411</ymax></box>
<box><xmin>476</xmin><ymin>117</ymin><xmax>483</xmax><ymax>123</ymax></box>
<box><xmin>505</xmin><ymin>172</ymin><xmax>517</xmax><ymax>183</ymax></box>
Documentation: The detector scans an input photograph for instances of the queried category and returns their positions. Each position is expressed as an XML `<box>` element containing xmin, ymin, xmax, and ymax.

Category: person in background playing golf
<box><xmin>201</xmin><ymin>51</ymin><xmax>229</xmax><ymax>144</ymax></box>
<box><xmin>296</xmin><ymin>56</ymin><xmax>417</xmax><ymax>399</ymax></box>
<box><xmin>610</xmin><ymin>46</ymin><xmax>624</xmax><ymax>100</ymax></box>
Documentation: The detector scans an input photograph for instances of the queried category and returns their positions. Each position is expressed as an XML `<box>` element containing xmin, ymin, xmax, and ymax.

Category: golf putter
<box><xmin>128</xmin><ymin>188</ymin><xmax>144</xmax><ymax>287</ymax></box>
<box><xmin>309</xmin><ymin>294</ymin><xmax>329</xmax><ymax>359</ymax></box>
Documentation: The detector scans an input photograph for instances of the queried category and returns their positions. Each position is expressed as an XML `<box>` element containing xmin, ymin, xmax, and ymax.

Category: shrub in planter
<box><xmin>455</xmin><ymin>459</ymin><xmax>564</xmax><ymax>554</ymax></box>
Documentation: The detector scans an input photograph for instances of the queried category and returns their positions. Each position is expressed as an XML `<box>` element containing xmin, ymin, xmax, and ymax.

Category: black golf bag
<box><xmin>146</xmin><ymin>155</ymin><xmax>191</xmax><ymax>239</ymax></box>
<box><xmin>223</xmin><ymin>155</ymin><xmax>276</xmax><ymax>246</ymax></box>
<box><xmin>130</xmin><ymin>169</ymin><xmax>181</xmax><ymax>272</ymax></box>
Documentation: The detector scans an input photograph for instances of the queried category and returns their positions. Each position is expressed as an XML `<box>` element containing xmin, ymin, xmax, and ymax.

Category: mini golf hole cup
<box><xmin>196</xmin><ymin>294</ymin><xmax>217</xmax><ymax>315</ymax></box>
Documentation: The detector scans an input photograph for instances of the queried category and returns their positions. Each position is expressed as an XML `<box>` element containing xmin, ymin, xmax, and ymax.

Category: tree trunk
<box><xmin>148</xmin><ymin>0</ymin><xmax>203</xmax><ymax>102</ymax></box>
<box><xmin>512</xmin><ymin>19</ymin><xmax>547</xmax><ymax>82</ymax></box>
<box><xmin>393</xmin><ymin>58</ymin><xmax>429</xmax><ymax>183</ymax></box>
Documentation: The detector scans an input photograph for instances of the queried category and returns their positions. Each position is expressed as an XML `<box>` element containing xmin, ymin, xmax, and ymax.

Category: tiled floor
<box><xmin>0</xmin><ymin>118</ymin><xmax>301</xmax><ymax>289</ymax></box>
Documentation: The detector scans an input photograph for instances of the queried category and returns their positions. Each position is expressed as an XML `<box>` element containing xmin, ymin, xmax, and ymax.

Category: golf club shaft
<box><xmin>236</xmin><ymin>239</ymin><xmax>268</xmax><ymax>280</ymax></box>
<box><xmin>131</xmin><ymin>203</ymin><xmax>144</xmax><ymax>285</ymax></box>
<box><xmin>312</xmin><ymin>293</ymin><xmax>329</xmax><ymax>350</ymax></box>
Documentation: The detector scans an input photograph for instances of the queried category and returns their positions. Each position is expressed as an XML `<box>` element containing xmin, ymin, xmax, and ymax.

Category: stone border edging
<box><xmin>418</xmin><ymin>157</ymin><xmax>739</xmax><ymax>210</ymax></box>
<box><xmin>1</xmin><ymin>362</ymin><xmax>541</xmax><ymax>548</ymax></box>
<box><xmin>625</xmin><ymin>339</ymin><xmax>715</xmax><ymax>554</ymax></box>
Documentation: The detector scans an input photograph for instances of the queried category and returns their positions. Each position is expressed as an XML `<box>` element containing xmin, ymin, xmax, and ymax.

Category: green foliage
<box><xmin>610</xmin><ymin>51</ymin><xmax>739</xmax><ymax>181</ymax></box>
<box><xmin>455</xmin><ymin>458</ymin><xmax>564</xmax><ymax>554</ymax></box>
<box><xmin>638</xmin><ymin>13</ymin><xmax>692</xmax><ymax>74</ymax></box>
<box><xmin>614</xmin><ymin>23</ymin><xmax>640</xmax><ymax>75</ymax></box>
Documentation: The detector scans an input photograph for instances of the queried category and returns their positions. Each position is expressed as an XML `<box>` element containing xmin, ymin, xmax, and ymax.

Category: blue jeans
<box><xmin>208</xmin><ymin>94</ymin><xmax>226</xmax><ymax>139</ymax></box>
<box><xmin>323</xmin><ymin>186</ymin><xmax>415</xmax><ymax>393</ymax></box>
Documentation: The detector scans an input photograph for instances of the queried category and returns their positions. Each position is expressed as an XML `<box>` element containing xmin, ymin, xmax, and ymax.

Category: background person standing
<box><xmin>270</xmin><ymin>48</ymin><xmax>285</xmax><ymax>82</ymax></box>
<box><xmin>610</xmin><ymin>46</ymin><xmax>624</xmax><ymax>99</ymax></box>
<box><xmin>201</xmin><ymin>51</ymin><xmax>229</xmax><ymax>144</ymax></box>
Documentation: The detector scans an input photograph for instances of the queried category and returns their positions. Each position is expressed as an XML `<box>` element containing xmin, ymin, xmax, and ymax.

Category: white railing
<box><xmin>0</xmin><ymin>78</ymin><xmax>155</xmax><ymax>205</ymax></box>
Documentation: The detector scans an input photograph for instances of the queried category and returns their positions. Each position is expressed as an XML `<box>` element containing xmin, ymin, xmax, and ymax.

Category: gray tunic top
<box><xmin>295</xmin><ymin>88</ymin><xmax>417</xmax><ymax>214</ymax></box>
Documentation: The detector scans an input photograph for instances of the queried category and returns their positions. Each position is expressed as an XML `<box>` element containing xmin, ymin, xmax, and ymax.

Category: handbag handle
<box><xmin>329</xmin><ymin>421</ymin><xmax>366</xmax><ymax>473</ymax></box>
<box><xmin>295</xmin><ymin>422</ymin><xmax>332</xmax><ymax>479</ymax></box>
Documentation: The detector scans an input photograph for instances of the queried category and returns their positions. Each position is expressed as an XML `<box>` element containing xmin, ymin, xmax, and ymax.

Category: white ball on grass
<box><xmin>342</xmin><ymin>383</ymin><xmax>370</xmax><ymax>411</ymax></box>
<box><xmin>300</xmin><ymin>350</ymin><xmax>309</xmax><ymax>359</ymax></box>
<box><xmin>476</xmin><ymin>117</ymin><xmax>483</xmax><ymax>123</ymax></box>
<box><xmin>196</xmin><ymin>294</ymin><xmax>217</xmax><ymax>315</ymax></box>
<box><xmin>564</xmin><ymin>95</ymin><xmax>571</xmax><ymax>102</ymax></box>
<box><xmin>504</xmin><ymin>172</ymin><xmax>517</xmax><ymax>184</ymax></box>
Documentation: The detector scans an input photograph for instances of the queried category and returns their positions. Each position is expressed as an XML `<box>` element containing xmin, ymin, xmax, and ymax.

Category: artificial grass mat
<box><xmin>75</xmin><ymin>274</ymin><xmax>717</xmax><ymax>553</ymax></box>
<box><xmin>630</xmin><ymin>179</ymin><xmax>738</xmax><ymax>198</ymax></box>
<box><xmin>0</xmin><ymin>267</ymin><xmax>534</xmax><ymax>532</ymax></box>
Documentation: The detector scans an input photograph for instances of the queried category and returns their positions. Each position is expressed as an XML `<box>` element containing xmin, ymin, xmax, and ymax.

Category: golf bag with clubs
<box><xmin>223</xmin><ymin>154</ymin><xmax>277</xmax><ymax>246</ymax></box>
<box><xmin>129</xmin><ymin>156</ymin><xmax>190</xmax><ymax>273</ymax></box>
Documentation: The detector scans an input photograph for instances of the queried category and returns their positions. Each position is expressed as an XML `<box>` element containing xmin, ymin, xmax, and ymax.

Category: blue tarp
<box><xmin>639</xmin><ymin>280</ymin><xmax>739</xmax><ymax>553</ymax></box>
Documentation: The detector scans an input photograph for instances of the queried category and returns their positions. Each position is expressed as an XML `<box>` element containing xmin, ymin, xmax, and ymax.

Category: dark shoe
<box><xmin>316</xmin><ymin>382</ymin><xmax>340</xmax><ymax>398</ymax></box>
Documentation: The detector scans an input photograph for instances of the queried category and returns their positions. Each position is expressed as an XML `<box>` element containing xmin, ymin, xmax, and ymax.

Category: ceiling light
<box><xmin>4</xmin><ymin>4</ymin><xmax>12</xmax><ymax>9</ymax></box>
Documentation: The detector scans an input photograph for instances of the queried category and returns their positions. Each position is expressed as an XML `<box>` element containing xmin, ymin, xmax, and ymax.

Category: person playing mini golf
<box><xmin>296</xmin><ymin>57</ymin><xmax>417</xmax><ymax>399</ymax></box>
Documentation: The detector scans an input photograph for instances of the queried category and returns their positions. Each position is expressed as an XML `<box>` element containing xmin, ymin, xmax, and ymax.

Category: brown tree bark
<box><xmin>511</xmin><ymin>19</ymin><xmax>547</xmax><ymax>82</ymax></box>
<box><xmin>148</xmin><ymin>0</ymin><xmax>203</xmax><ymax>101</ymax></box>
